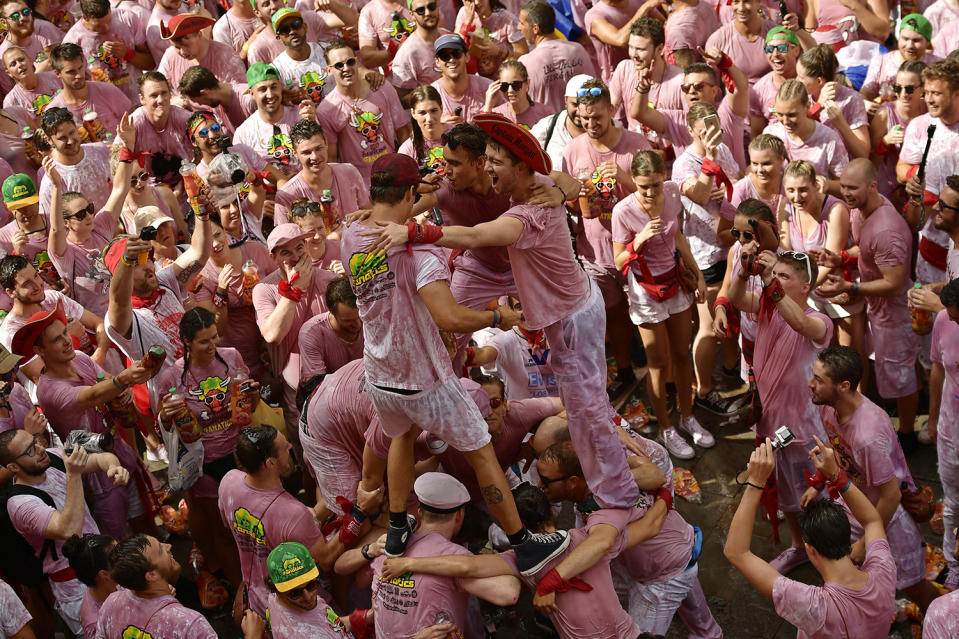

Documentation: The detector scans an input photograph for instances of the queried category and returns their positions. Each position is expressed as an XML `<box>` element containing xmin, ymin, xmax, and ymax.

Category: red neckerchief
<box><xmin>516</xmin><ymin>325</ymin><xmax>546</xmax><ymax>356</ymax></box>
<box><xmin>131</xmin><ymin>288</ymin><xmax>164</xmax><ymax>309</ymax></box>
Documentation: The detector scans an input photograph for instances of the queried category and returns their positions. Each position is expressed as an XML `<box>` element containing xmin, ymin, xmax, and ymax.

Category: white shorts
<box><xmin>626</xmin><ymin>275</ymin><xmax>694</xmax><ymax>326</ymax></box>
<box><xmin>620</xmin><ymin>561</ymin><xmax>699</xmax><ymax>635</ymax></box>
<box><xmin>366</xmin><ymin>376</ymin><xmax>491</xmax><ymax>453</ymax></box>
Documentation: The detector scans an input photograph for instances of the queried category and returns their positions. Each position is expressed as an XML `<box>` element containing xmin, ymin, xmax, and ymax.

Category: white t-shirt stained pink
<box><xmin>930</xmin><ymin>310</ymin><xmax>959</xmax><ymax>446</ymax></box>
<box><xmin>297</xmin><ymin>311</ymin><xmax>364</xmax><ymax>381</ymax></box>
<box><xmin>762</xmin><ymin>120</ymin><xmax>849</xmax><ymax>179</ymax></box>
<box><xmin>431</xmin><ymin>75</ymin><xmax>493</xmax><ymax>122</ymax></box>
<box><xmin>519</xmin><ymin>38</ymin><xmax>597</xmax><ymax>113</ymax></box>
<box><xmin>705</xmin><ymin>19</ymin><xmax>777</xmax><ymax>83</ymax></box>
<box><xmin>96</xmin><ymin>588</ymin><xmax>218</xmax><ymax>639</ymax></box>
<box><xmin>390</xmin><ymin>28</ymin><xmax>446</xmax><ymax>90</ymax></box>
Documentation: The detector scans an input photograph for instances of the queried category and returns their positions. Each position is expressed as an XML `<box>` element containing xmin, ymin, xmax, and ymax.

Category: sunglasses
<box><xmin>681</xmin><ymin>81</ymin><xmax>715</xmax><ymax>94</ymax></box>
<box><xmin>576</xmin><ymin>87</ymin><xmax>602</xmax><ymax>98</ymax></box>
<box><xmin>196</xmin><ymin>122</ymin><xmax>222</xmax><ymax>139</ymax></box>
<box><xmin>893</xmin><ymin>84</ymin><xmax>919</xmax><ymax>95</ymax></box>
<box><xmin>291</xmin><ymin>202</ymin><xmax>321</xmax><ymax>218</ymax></box>
<box><xmin>499</xmin><ymin>80</ymin><xmax>524</xmax><ymax>92</ymax></box>
<box><xmin>764</xmin><ymin>43</ymin><xmax>789</xmax><ymax>54</ymax></box>
<box><xmin>413</xmin><ymin>1</ymin><xmax>437</xmax><ymax>14</ymax></box>
<box><xmin>332</xmin><ymin>57</ymin><xmax>357</xmax><ymax>71</ymax></box>
<box><xmin>781</xmin><ymin>250</ymin><xmax>812</xmax><ymax>282</ymax></box>
<box><xmin>730</xmin><ymin>228</ymin><xmax>755</xmax><ymax>242</ymax></box>
<box><xmin>276</xmin><ymin>17</ymin><xmax>303</xmax><ymax>35</ymax></box>
<box><xmin>4</xmin><ymin>7</ymin><xmax>31</xmax><ymax>21</ymax></box>
<box><xmin>130</xmin><ymin>172</ymin><xmax>150</xmax><ymax>187</ymax></box>
<box><xmin>489</xmin><ymin>397</ymin><xmax>503</xmax><ymax>409</ymax></box>
<box><xmin>66</xmin><ymin>203</ymin><xmax>94</xmax><ymax>221</ymax></box>
<box><xmin>285</xmin><ymin>578</ymin><xmax>320</xmax><ymax>599</ymax></box>
<box><xmin>436</xmin><ymin>49</ymin><xmax>464</xmax><ymax>62</ymax></box>
<box><xmin>539</xmin><ymin>473</ymin><xmax>573</xmax><ymax>486</ymax></box>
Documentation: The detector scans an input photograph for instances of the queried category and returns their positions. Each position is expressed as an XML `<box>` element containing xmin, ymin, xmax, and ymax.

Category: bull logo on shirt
<box><xmin>425</xmin><ymin>147</ymin><xmax>446</xmax><ymax>176</ymax></box>
<box><xmin>587</xmin><ymin>168</ymin><xmax>618</xmax><ymax>220</ymax></box>
<box><xmin>188</xmin><ymin>375</ymin><xmax>233</xmax><ymax>414</ymax></box>
<box><xmin>31</xmin><ymin>94</ymin><xmax>51</xmax><ymax>115</ymax></box>
<box><xmin>824</xmin><ymin>428</ymin><xmax>865</xmax><ymax>486</ymax></box>
<box><xmin>384</xmin><ymin>15</ymin><xmax>414</xmax><ymax>46</ymax></box>
<box><xmin>233</xmin><ymin>507</ymin><xmax>267</xmax><ymax>544</ymax></box>
<box><xmin>267</xmin><ymin>132</ymin><xmax>294</xmax><ymax>166</ymax></box>
<box><xmin>33</xmin><ymin>250</ymin><xmax>63</xmax><ymax>287</ymax></box>
<box><xmin>299</xmin><ymin>71</ymin><xmax>328</xmax><ymax>104</ymax></box>
<box><xmin>348</xmin><ymin>252</ymin><xmax>388</xmax><ymax>286</ymax></box>
<box><xmin>121</xmin><ymin>627</ymin><xmax>154</xmax><ymax>639</ymax></box>
<box><xmin>349</xmin><ymin>110</ymin><xmax>383</xmax><ymax>150</ymax></box>
<box><xmin>94</xmin><ymin>44</ymin><xmax>123</xmax><ymax>70</ymax></box>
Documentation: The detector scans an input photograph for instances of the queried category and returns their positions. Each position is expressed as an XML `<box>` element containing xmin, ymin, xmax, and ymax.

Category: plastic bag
<box><xmin>673</xmin><ymin>467</ymin><xmax>702</xmax><ymax>503</ymax></box>
<box><xmin>160</xmin><ymin>422</ymin><xmax>204</xmax><ymax>492</ymax></box>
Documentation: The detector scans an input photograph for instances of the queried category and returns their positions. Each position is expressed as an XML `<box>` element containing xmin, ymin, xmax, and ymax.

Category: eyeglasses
<box><xmin>195</xmin><ymin>122</ymin><xmax>222</xmax><ymax>139</ymax></box>
<box><xmin>893</xmin><ymin>84</ymin><xmax>919</xmax><ymax>95</ymax></box>
<box><xmin>937</xmin><ymin>199</ymin><xmax>959</xmax><ymax>214</ymax></box>
<box><xmin>539</xmin><ymin>473</ymin><xmax>573</xmax><ymax>486</ymax></box>
<box><xmin>66</xmin><ymin>203</ymin><xmax>94</xmax><ymax>220</ymax></box>
<box><xmin>764</xmin><ymin>43</ymin><xmax>789</xmax><ymax>54</ymax></box>
<box><xmin>489</xmin><ymin>397</ymin><xmax>503</xmax><ymax>409</ymax></box>
<box><xmin>681</xmin><ymin>81</ymin><xmax>715</xmax><ymax>94</ymax></box>
<box><xmin>41</xmin><ymin>106</ymin><xmax>71</xmax><ymax>125</ymax></box>
<box><xmin>285</xmin><ymin>578</ymin><xmax>320</xmax><ymax>599</ymax></box>
<box><xmin>729</xmin><ymin>228</ymin><xmax>755</xmax><ymax>242</ymax></box>
<box><xmin>276</xmin><ymin>17</ymin><xmax>303</xmax><ymax>35</ymax></box>
<box><xmin>291</xmin><ymin>202</ymin><xmax>321</xmax><ymax>218</ymax></box>
<box><xmin>436</xmin><ymin>49</ymin><xmax>463</xmax><ymax>62</ymax></box>
<box><xmin>16</xmin><ymin>434</ymin><xmax>42</xmax><ymax>460</ymax></box>
<box><xmin>576</xmin><ymin>87</ymin><xmax>602</xmax><ymax>98</ymax></box>
<box><xmin>413</xmin><ymin>1</ymin><xmax>437</xmax><ymax>14</ymax></box>
<box><xmin>499</xmin><ymin>80</ymin><xmax>524</xmax><ymax>92</ymax></box>
<box><xmin>781</xmin><ymin>250</ymin><xmax>812</xmax><ymax>282</ymax></box>
<box><xmin>331</xmin><ymin>57</ymin><xmax>357</xmax><ymax>71</ymax></box>
<box><xmin>4</xmin><ymin>7</ymin><xmax>31</xmax><ymax>22</ymax></box>
<box><xmin>130</xmin><ymin>172</ymin><xmax>150</xmax><ymax>187</ymax></box>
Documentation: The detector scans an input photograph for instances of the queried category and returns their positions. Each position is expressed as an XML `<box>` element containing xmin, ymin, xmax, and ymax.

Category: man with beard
<box><xmin>749</xmin><ymin>27</ymin><xmax>803</xmax><ymax>136</ymax></box>
<box><xmin>246</xmin><ymin>0</ymin><xmax>354</xmax><ymax>66</ymax></box>
<box><xmin>817</xmin><ymin>160</ymin><xmax>920</xmax><ymax>454</ymax></box>
<box><xmin>0</xmin><ymin>427</ymin><xmax>129</xmax><ymax>636</ymax></box>
<box><xmin>1</xmin><ymin>46</ymin><xmax>60</xmax><ymax>115</ymax></box>
<box><xmin>0</xmin><ymin>0</ymin><xmax>60</xmax><ymax>93</ymax></box>
<box><xmin>431</xmin><ymin>34</ymin><xmax>491</xmax><ymax>124</ymax></box>
<box><xmin>177</xmin><ymin>65</ymin><xmax>256</xmax><ymax>133</ymax></box>
<box><xmin>390</xmin><ymin>0</ymin><xmax>448</xmax><ymax>98</ymax></box>
<box><xmin>530</xmin><ymin>74</ymin><xmax>593</xmax><ymax>170</ymax></box>
<box><xmin>272</xmin><ymin>8</ymin><xmax>335</xmax><ymax>106</ymax></box>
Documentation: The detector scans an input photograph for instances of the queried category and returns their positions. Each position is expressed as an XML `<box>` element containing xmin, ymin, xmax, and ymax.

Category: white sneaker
<box><xmin>660</xmin><ymin>427</ymin><xmax>695</xmax><ymax>459</ymax></box>
<box><xmin>917</xmin><ymin>418</ymin><xmax>932</xmax><ymax>445</ymax></box>
<box><xmin>679</xmin><ymin>415</ymin><xmax>715</xmax><ymax>448</ymax></box>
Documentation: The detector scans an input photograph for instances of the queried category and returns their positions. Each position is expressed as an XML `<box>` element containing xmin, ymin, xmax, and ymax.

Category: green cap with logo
<box><xmin>246</xmin><ymin>62</ymin><xmax>281</xmax><ymax>89</ymax></box>
<box><xmin>267</xmin><ymin>542</ymin><xmax>319</xmax><ymax>592</ymax></box>
<box><xmin>271</xmin><ymin>7</ymin><xmax>301</xmax><ymax>32</ymax></box>
<box><xmin>1</xmin><ymin>174</ymin><xmax>39</xmax><ymax>210</ymax></box>
<box><xmin>900</xmin><ymin>14</ymin><xmax>933</xmax><ymax>42</ymax></box>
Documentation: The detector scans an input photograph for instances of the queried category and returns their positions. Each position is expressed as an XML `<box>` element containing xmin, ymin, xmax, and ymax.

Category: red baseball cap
<box><xmin>370</xmin><ymin>153</ymin><xmax>422</xmax><ymax>189</ymax></box>
<box><xmin>11</xmin><ymin>300</ymin><xmax>67</xmax><ymax>359</ymax></box>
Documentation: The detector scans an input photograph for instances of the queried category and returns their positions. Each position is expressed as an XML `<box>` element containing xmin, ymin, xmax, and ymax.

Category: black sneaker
<box><xmin>514</xmin><ymin>530</ymin><xmax>571</xmax><ymax>576</ymax></box>
<box><xmin>384</xmin><ymin>515</ymin><xmax>418</xmax><ymax>557</ymax></box>
<box><xmin>694</xmin><ymin>390</ymin><xmax>737</xmax><ymax>416</ymax></box>
<box><xmin>607</xmin><ymin>370</ymin><xmax>637</xmax><ymax>403</ymax></box>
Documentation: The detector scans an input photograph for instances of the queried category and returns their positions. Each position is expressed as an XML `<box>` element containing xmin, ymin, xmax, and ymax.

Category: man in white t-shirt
<box><xmin>530</xmin><ymin>74</ymin><xmax>594</xmax><ymax>173</ymax></box>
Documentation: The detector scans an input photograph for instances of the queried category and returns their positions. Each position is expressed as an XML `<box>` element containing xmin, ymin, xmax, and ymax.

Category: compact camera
<box><xmin>770</xmin><ymin>426</ymin><xmax>795</xmax><ymax>450</ymax></box>
<box><xmin>139</xmin><ymin>226</ymin><xmax>158</xmax><ymax>241</ymax></box>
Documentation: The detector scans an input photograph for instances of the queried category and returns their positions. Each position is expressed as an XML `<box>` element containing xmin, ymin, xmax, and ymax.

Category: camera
<box><xmin>769</xmin><ymin>426</ymin><xmax>795</xmax><ymax>450</ymax></box>
<box><xmin>139</xmin><ymin>226</ymin><xmax>158</xmax><ymax>241</ymax></box>
<box><xmin>63</xmin><ymin>430</ymin><xmax>114</xmax><ymax>456</ymax></box>
<box><xmin>214</xmin><ymin>135</ymin><xmax>232</xmax><ymax>152</ymax></box>
<box><xmin>208</xmin><ymin>152</ymin><xmax>247</xmax><ymax>186</ymax></box>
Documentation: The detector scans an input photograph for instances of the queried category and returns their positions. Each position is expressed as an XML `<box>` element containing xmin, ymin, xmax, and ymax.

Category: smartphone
<box><xmin>703</xmin><ymin>113</ymin><xmax>721</xmax><ymax>132</ymax></box>
<box><xmin>779</xmin><ymin>0</ymin><xmax>788</xmax><ymax>21</ymax></box>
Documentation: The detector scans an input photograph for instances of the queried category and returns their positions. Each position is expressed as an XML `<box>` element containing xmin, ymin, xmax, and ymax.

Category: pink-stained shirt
<box><xmin>663</xmin><ymin>99</ymin><xmax>748</xmax><ymax>172</ymax></box>
<box><xmin>617</xmin><ymin>509</ymin><xmax>694</xmax><ymax>584</ymax></box>
<box><xmin>930</xmin><ymin>310</ymin><xmax>959</xmax><ymax>446</ymax></box>
<box><xmin>2</xmin><ymin>71</ymin><xmax>61</xmax><ymax>116</ymax></box>
<box><xmin>264</xmin><ymin>592</ymin><xmax>348</xmax><ymax>638</ymax></box>
<box><xmin>273</xmin><ymin>164</ymin><xmax>369</xmax><ymax>225</ymax></box>
<box><xmin>900</xmin><ymin>112</ymin><xmax>959</xmax><ymax>171</ymax></box>
<box><xmin>80</xmin><ymin>587</ymin><xmax>102</xmax><ymax>639</ymax></box>
<box><xmin>0</xmin><ymin>383</ymin><xmax>34</xmax><ymax>434</ymax></box>
<box><xmin>518</xmin><ymin>38</ymin><xmax>597</xmax><ymax>112</ymax></box>
<box><xmin>232</xmin><ymin>107</ymin><xmax>302</xmax><ymax>176</ymax></box>
<box><xmin>584</xmin><ymin>0</ymin><xmax>642</xmax><ymax>82</ymax></box>
<box><xmin>298</xmin><ymin>311</ymin><xmax>364</xmax><ymax>380</ymax></box>
<box><xmin>754</xmin><ymin>305</ymin><xmax>832</xmax><ymax>442</ymax></box>
<box><xmin>815</xmin><ymin>83</ymin><xmax>870</xmax><ymax>142</ymax></box>
<box><xmin>0</xmin><ymin>19</ymin><xmax>63</xmax><ymax>94</ymax></box>
<box><xmin>252</xmin><ymin>265</ymin><xmax>338</xmax><ymax>389</ymax></box>
<box><xmin>397</xmin><ymin>129</ymin><xmax>448</xmax><ymax>171</ymax></box>
<box><xmin>855</xmin><ymin>197</ymin><xmax>913</xmax><ymax>325</ymax></box>
<box><xmin>923</xmin><ymin>589</ymin><xmax>959</xmax><ymax>639</ymax></box>
<box><xmin>0</xmin><ymin>218</ymin><xmax>62</xmax><ymax>288</ymax></box>
<box><xmin>0</xmin><ymin>291</ymin><xmax>82</xmax><ymax>367</ymax></box>
<box><xmin>431</xmin><ymin>75</ymin><xmax>493</xmax><ymax>121</ymax></box>
<box><xmin>391</xmin><ymin>28</ymin><xmax>447</xmax><ymax>90</ymax></box>
<box><xmin>215</xmin><ymin>84</ymin><xmax>257</xmax><ymax>132</ymax></box>
<box><xmin>358</xmin><ymin>0</ymin><xmax>416</xmax><ymax>56</ymax></box>
<box><xmin>925</xmin><ymin>0</ymin><xmax>959</xmax><ymax>36</ymax></box>
<box><xmin>212</xmin><ymin>10</ymin><xmax>260</xmax><ymax>54</ymax></box>
<box><xmin>785</xmin><ymin>194</ymin><xmax>846</xmax><ymax>252</ymax></box>
<box><xmin>0</xmin><ymin>108</ymin><xmax>35</xmax><ymax>181</ymax></box>
<box><xmin>671</xmin><ymin>144</ymin><xmax>740</xmax><ymax>268</ymax></box>
<box><xmin>875</xmin><ymin>101</ymin><xmax>910</xmax><ymax>198</ymax></box>
<box><xmin>303</xmin><ymin>358</ymin><xmax>374</xmax><ymax>464</ymax></box>
<box><xmin>370</xmin><ymin>532</ymin><xmax>479</xmax><ymax>639</ymax></box>
<box><xmin>38</xmin><ymin>143</ymin><xmax>114</xmax><ymax>217</ymax></box>
<box><xmin>273</xmin><ymin>43</ymin><xmax>335</xmax><ymax>105</ymax></box>
<box><xmin>340</xmin><ymin>222</ymin><xmax>453</xmax><ymax>389</ymax></box>
<box><xmin>246</xmin><ymin>10</ymin><xmax>338</xmax><ymax>65</ymax></box>
<box><xmin>705</xmin><ymin>19</ymin><xmax>778</xmax><ymax>83</ymax></box>
<box><xmin>492</xmin><ymin>100</ymin><xmax>553</xmax><ymax>129</ymax></box>
<box><xmin>63</xmin><ymin>16</ymin><xmax>145</xmax><ymax>102</ymax></box>
<box><xmin>96</xmin><ymin>588</ymin><xmax>217</xmax><ymax>639</ymax></box>
<box><xmin>433</xmin><ymin>180</ymin><xmax>513</xmax><ymax>272</ymax></box>
<box><xmin>485</xmin><ymin>328</ymin><xmax>558</xmax><ymax>399</ymax></box>
<box><xmin>612</xmin><ymin>179</ymin><xmax>682</xmax><ymax>279</ymax></box>
<box><xmin>0</xmin><ymin>579</ymin><xmax>30</xmax><ymax>637</ymax></box>
<box><xmin>762</xmin><ymin>120</ymin><xmax>848</xmax><ymax>179</ymax></box>
<box><xmin>217</xmin><ymin>469</ymin><xmax>323</xmax><ymax>616</ymax></box>
<box><xmin>664</xmin><ymin>1</ymin><xmax>719</xmax><ymax>55</ymax></box>
<box><xmin>145</xmin><ymin>5</ymin><xmax>186</xmax><ymax>64</ymax></box>
<box><xmin>731</xmin><ymin>174</ymin><xmax>786</xmax><ymax>213</ymax></box>
<box><xmin>316</xmin><ymin>84</ymin><xmax>408</xmax><ymax>186</ymax></box>
<box><xmin>155</xmin><ymin>348</ymin><xmax>249</xmax><ymax>463</ymax></box>
<box><xmin>49</xmin><ymin>208</ymin><xmax>116</xmax><ymax>317</ymax></box>
<box><xmin>861</xmin><ymin>50</ymin><xmax>940</xmax><ymax>96</ymax></box>
<box><xmin>455</xmin><ymin>7</ymin><xmax>524</xmax><ymax>77</ymax></box>
<box><xmin>504</xmin><ymin>202</ymin><xmax>590</xmax><ymax>330</ymax></box>
<box><xmin>750</xmin><ymin>71</ymin><xmax>782</xmax><ymax>123</ymax></box>
<box><xmin>609</xmin><ymin>61</ymin><xmax>684</xmax><ymax>137</ymax></box>
<box><xmin>158</xmin><ymin>41</ymin><xmax>247</xmax><ymax>96</ymax></box>
<box><xmin>772</xmin><ymin>538</ymin><xmax>896</xmax><ymax>639</ymax></box>
<box><xmin>129</xmin><ymin>105</ymin><xmax>193</xmax><ymax>159</ymax></box>
<box><xmin>562</xmin><ymin>129</ymin><xmax>651</xmax><ymax>269</ymax></box>
<box><xmin>934</xmin><ymin>19</ymin><xmax>959</xmax><ymax>56</ymax></box>
<box><xmin>45</xmin><ymin>81</ymin><xmax>133</xmax><ymax>145</ymax></box>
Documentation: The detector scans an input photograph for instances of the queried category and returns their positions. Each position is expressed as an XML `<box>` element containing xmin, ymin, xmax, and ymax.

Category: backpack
<box><xmin>0</xmin><ymin>453</ymin><xmax>66</xmax><ymax>587</ymax></box>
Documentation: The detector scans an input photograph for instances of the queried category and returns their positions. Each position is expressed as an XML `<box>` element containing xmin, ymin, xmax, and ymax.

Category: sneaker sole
<box><xmin>660</xmin><ymin>436</ymin><xmax>695</xmax><ymax>460</ymax></box>
<box><xmin>518</xmin><ymin>532</ymin><xmax>572</xmax><ymax>576</ymax></box>
<box><xmin>693</xmin><ymin>398</ymin><xmax>738</xmax><ymax>416</ymax></box>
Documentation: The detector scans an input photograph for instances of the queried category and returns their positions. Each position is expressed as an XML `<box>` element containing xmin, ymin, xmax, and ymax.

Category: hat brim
<box><xmin>273</xmin><ymin>13</ymin><xmax>301</xmax><ymax>32</ymax></box>
<box><xmin>273</xmin><ymin>564</ymin><xmax>319</xmax><ymax>592</ymax></box>
<box><xmin>161</xmin><ymin>16</ymin><xmax>215</xmax><ymax>40</ymax></box>
<box><xmin>474</xmin><ymin>113</ymin><xmax>552</xmax><ymax>175</ymax></box>
<box><xmin>11</xmin><ymin>301</ymin><xmax>67</xmax><ymax>359</ymax></box>
<box><xmin>6</xmin><ymin>194</ymin><xmax>39</xmax><ymax>210</ymax></box>
<box><xmin>268</xmin><ymin>230</ymin><xmax>313</xmax><ymax>253</ymax></box>
<box><xmin>136</xmin><ymin>216</ymin><xmax>176</xmax><ymax>235</ymax></box>
<box><xmin>0</xmin><ymin>351</ymin><xmax>23</xmax><ymax>375</ymax></box>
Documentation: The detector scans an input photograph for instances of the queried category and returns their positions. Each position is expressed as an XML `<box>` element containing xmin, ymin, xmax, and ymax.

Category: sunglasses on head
<box><xmin>681</xmin><ymin>81</ymin><xmax>715</xmax><ymax>94</ymax></box>
<box><xmin>332</xmin><ymin>57</ymin><xmax>357</xmax><ymax>71</ymax></box>
<box><xmin>781</xmin><ymin>250</ymin><xmax>812</xmax><ymax>282</ymax></box>
<box><xmin>284</xmin><ymin>578</ymin><xmax>320</xmax><ymax>599</ymax></box>
<box><xmin>291</xmin><ymin>202</ymin><xmax>321</xmax><ymax>218</ymax></box>
<box><xmin>41</xmin><ymin>106</ymin><xmax>71</xmax><ymax>125</ymax></box>
<box><xmin>413</xmin><ymin>1</ymin><xmax>437</xmax><ymax>14</ymax></box>
<box><xmin>764</xmin><ymin>43</ymin><xmax>789</xmax><ymax>54</ymax></box>
<box><xmin>576</xmin><ymin>87</ymin><xmax>602</xmax><ymax>98</ymax></box>
<box><xmin>893</xmin><ymin>84</ymin><xmax>919</xmax><ymax>95</ymax></box>
<box><xmin>437</xmin><ymin>49</ymin><xmax>464</xmax><ymax>62</ymax></box>
<box><xmin>66</xmin><ymin>203</ymin><xmax>94</xmax><ymax>221</ymax></box>
<box><xmin>4</xmin><ymin>7</ymin><xmax>31</xmax><ymax>21</ymax></box>
<box><xmin>730</xmin><ymin>228</ymin><xmax>755</xmax><ymax>242</ymax></box>
<box><xmin>130</xmin><ymin>172</ymin><xmax>150</xmax><ymax>187</ymax></box>
<box><xmin>276</xmin><ymin>17</ymin><xmax>303</xmax><ymax>35</ymax></box>
<box><xmin>196</xmin><ymin>122</ymin><xmax>222</xmax><ymax>139</ymax></box>
<box><xmin>499</xmin><ymin>80</ymin><xmax>524</xmax><ymax>92</ymax></box>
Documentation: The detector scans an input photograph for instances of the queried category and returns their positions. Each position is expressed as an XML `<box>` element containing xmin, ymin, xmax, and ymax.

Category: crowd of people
<box><xmin>0</xmin><ymin>0</ymin><xmax>957</xmax><ymax>637</ymax></box>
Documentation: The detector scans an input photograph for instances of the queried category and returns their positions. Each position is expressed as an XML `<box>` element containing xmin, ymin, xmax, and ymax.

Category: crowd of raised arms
<box><xmin>0</xmin><ymin>0</ymin><xmax>958</xmax><ymax>637</ymax></box>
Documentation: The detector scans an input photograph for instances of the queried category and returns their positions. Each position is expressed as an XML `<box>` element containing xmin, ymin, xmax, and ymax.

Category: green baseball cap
<box><xmin>765</xmin><ymin>27</ymin><xmax>799</xmax><ymax>47</ymax></box>
<box><xmin>246</xmin><ymin>62</ymin><xmax>281</xmax><ymax>89</ymax></box>
<box><xmin>271</xmin><ymin>7</ymin><xmax>301</xmax><ymax>33</ymax></box>
<box><xmin>267</xmin><ymin>542</ymin><xmax>319</xmax><ymax>593</ymax></box>
<box><xmin>1</xmin><ymin>174</ymin><xmax>38</xmax><ymax>210</ymax></box>
<box><xmin>900</xmin><ymin>14</ymin><xmax>932</xmax><ymax>42</ymax></box>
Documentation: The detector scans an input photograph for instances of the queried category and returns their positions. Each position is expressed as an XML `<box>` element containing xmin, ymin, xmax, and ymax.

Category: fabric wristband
<box><xmin>535</xmin><ymin>568</ymin><xmax>593</xmax><ymax>597</ymax></box>
<box><xmin>700</xmin><ymin>158</ymin><xmax>733</xmax><ymax>201</ymax></box>
<box><xmin>118</xmin><ymin>147</ymin><xmax>150</xmax><ymax>167</ymax></box>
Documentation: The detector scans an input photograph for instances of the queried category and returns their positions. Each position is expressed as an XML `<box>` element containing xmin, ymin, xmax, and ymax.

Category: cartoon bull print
<box><xmin>299</xmin><ymin>71</ymin><xmax>328</xmax><ymax>104</ymax></box>
<box><xmin>349</xmin><ymin>110</ymin><xmax>383</xmax><ymax>150</ymax></box>
<box><xmin>189</xmin><ymin>375</ymin><xmax>233</xmax><ymax>415</ymax></box>
<box><xmin>32</xmin><ymin>93</ymin><xmax>51</xmax><ymax>115</ymax></box>
<box><xmin>425</xmin><ymin>146</ymin><xmax>446</xmax><ymax>176</ymax></box>
<box><xmin>94</xmin><ymin>44</ymin><xmax>123</xmax><ymax>70</ymax></box>
<box><xmin>384</xmin><ymin>13</ymin><xmax>414</xmax><ymax>47</ymax></box>
<box><xmin>267</xmin><ymin>132</ymin><xmax>294</xmax><ymax>165</ymax></box>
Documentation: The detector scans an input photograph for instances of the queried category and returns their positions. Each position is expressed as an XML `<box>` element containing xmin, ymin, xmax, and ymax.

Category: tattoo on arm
<box><xmin>176</xmin><ymin>260</ymin><xmax>202</xmax><ymax>285</ymax></box>
<box><xmin>481</xmin><ymin>484</ymin><xmax>504</xmax><ymax>505</ymax></box>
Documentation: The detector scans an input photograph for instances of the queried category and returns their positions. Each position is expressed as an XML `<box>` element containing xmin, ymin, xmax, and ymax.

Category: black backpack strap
<box><xmin>5</xmin><ymin>483</ymin><xmax>60</xmax><ymax>562</ymax></box>
<box><xmin>543</xmin><ymin>111</ymin><xmax>563</xmax><ymax>150</ymax></box>
<box><xmin>47</xmin><ymin>451</ymin><xmax>65</xmax><ymax>474</ymax></box>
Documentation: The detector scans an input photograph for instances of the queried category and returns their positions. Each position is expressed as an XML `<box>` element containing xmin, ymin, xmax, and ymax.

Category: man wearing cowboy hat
<box><xmin>157</xmin><ymin>13</ymin><xmax>247</xmax><ymax>95</ymax></box>
<box><xmin>366</xmin><ymin>115</ymin><xmax>641</xmax><ymax>520</ymax></box>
